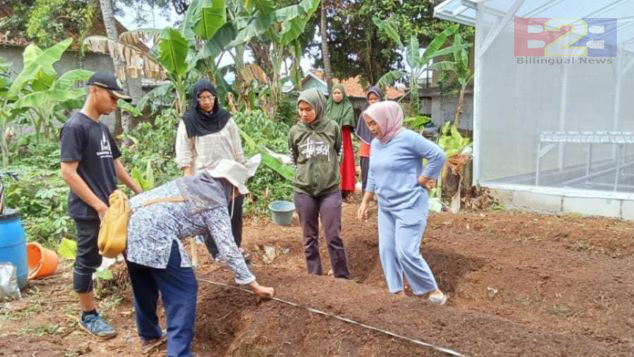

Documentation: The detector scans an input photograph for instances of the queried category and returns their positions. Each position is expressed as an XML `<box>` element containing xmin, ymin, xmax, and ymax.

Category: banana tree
<box><xmin>433</xmin><ymin>33</ymin><xmax>474</xmax><ymax>129</ymax></box>
<box><xmin>14</xmin><ymin>69</ymin><xmax>94</xmax><ymax>141</ymax></box>
<box><xmin>84</xmin><ymin>0</ymin><xmax>232</xmax><ymax>116</ymax></box>
<box><xmin>374</xmin><ymin>19</ymin><xmax>470</xmax><ymax>116</ymax></box>
<box><xmin>228</xmin><ymin>0</ymin><xmax>321</xmax><ymax>118</ymax></box>
<box><xmin>8</xmin><ymin>39</ymin><xmax>94</xmax><ymax>141</ymax></box>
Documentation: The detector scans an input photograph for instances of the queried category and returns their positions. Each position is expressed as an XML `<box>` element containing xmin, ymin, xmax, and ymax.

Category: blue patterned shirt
<box><xmin>126</xmin><ymin>181</ymin><xmax>255</xmax><ymax>285</ymax></box>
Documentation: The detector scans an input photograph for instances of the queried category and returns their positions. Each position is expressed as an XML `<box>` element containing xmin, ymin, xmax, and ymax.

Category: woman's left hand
<box><xmin>418</xmin><ymin>176</ymin><xmax>436</xmax><ymax>191</ymax></box>
<box><xmin>357</xmin><ymin>202</ymin><xmax>370</xmax><ymax>221</ymax></box>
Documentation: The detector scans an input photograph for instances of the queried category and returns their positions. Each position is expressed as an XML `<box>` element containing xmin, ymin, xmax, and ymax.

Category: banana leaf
<box><xmin>240</xmin><ymin>128</ymin><xmax>294</xmax><ymax>181</ymax></box>
<box><xmin>194</xmin><ymin>0</ymin><xmax>227</xmax><ymax>40</ymax></box>
<box><xmin>158</xmin><ymin>28</ymin><xmax>189</xmax><ymax>78</ymax></box>
<box><xmin>52</xmin><ymin>69</ymin><xmax>94</xmax><ymax>90</ymax></box>
<box><xmin>9</xmin><ymin>38</ymin><xmax>73</xmax><ymax>98</ymax></box>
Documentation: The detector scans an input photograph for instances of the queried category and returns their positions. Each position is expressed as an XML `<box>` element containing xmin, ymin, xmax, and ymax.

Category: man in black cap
<box><xmin>60</xmin><ymin>72</ymin><xmax>142</xmax><ymax>339</ymax></box>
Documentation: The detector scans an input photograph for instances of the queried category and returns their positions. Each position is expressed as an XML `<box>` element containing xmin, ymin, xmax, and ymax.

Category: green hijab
<box><xmin>297</xmin><ymin>88</ymin><xmax>327</xmax><ymax>127</ymax></box>
<box><xmin>326</xmin><ymin>84</ymin><xmax>355</xmax><ymax>128</ymax></box>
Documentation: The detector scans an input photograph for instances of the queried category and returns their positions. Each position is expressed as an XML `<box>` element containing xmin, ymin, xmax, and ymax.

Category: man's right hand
<box><xmin>95</xmin><ymin>202</ymin><xmax>109</xmax><ymax>221</ymax></box>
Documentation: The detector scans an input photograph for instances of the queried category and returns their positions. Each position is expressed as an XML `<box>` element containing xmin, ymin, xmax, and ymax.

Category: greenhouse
<box><xmin>435</xmin><ymin>0</ymin><xmax>634</xmax><ymax>219</ymax></box>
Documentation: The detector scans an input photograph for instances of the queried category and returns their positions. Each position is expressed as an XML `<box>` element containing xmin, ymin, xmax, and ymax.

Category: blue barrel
<box><xmin>0</xmin><ymin>208</ymin><xmax>28</xmax><ymax>289</ymax></box>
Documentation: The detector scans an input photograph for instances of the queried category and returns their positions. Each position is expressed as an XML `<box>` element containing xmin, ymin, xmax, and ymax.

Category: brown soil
<box><xmin>1</xmin><ymin>206</ymin><xmax>632</xmax><ymax>356</ymax></box>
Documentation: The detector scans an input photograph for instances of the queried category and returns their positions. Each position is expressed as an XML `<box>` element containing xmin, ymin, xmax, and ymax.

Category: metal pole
<box><xmin>558</xmin><ymin>65</ymin><xmax>569</xmax><ymax>171</ymax></box>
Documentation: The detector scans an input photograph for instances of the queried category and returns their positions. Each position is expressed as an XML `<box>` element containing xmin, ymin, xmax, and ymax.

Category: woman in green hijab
<box><xmin>326</xmin><ymin>84</ymin><xmax>356</xmax><ymax>201</ymax></box>
<box><xmin>288</xmin><ymin>88</ymin><xmax>351</xmax><ymax>279</ymax></box>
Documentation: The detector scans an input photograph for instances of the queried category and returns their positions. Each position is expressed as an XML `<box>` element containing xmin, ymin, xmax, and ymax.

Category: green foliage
<box><xmin>158</xmin><ymin>29</ymin><xmax>190</xmax><ymax>78</ymax></box>
<box><xmin>0</xmin><ymin>40</ymin><xmax>91</xmax><ymax>154</ymax></box>
<box><xmin>1</xmin><ymin>165</ymin><xmax>73</xmax><ymax>248</ymax></box>
<box><xmin>2</xmin><ymin>138</ymin><xmax>73</xmax><ymax>248</ymax></box>
<box><xmin>9</xmin><ymin>38</ymin><xmax>73</xmax><ymax>98</ymax></box>
<box><xmin>131</xmin><ymin>160</ymin><xmax>156</xmax><ymax>191</ymax></box>
<box><xmin>274</xmin><ymin>95</ymin><xmax>299</xmax><ymax>126</ymax></box>
<box><xmin>119</xmin><ymin>108</ymin><xmax>181</xmax><ymax>187</ymax></box>
<box><xmin>438</xmin><ymin>122</ymin><xmax>471</xmax><ymax>158</ymax></box>
<box><xmin>314</xmin><ymin>0</ymin><xmax>474</xmax><ymax>84</ymax></box>
<box><xmin>371</xmin><ymin>15</ymin><xmax>402</xmax><ymax>47</ymax></box>
<box><xmin>117</xmin><ymin>99</ymin><xmax>143</xmax><ymax>117</ymax></box>
<box><xmin>57</xmin><ymin>238</ymin><xmax>77</xmax><ymax>260</ymax></box>
<box><xmin>404</xmin><ymin>115</ymin><xmax>431</xmax><ymax>131</ymax></box>
<box><xmin>229</xmin><ymin>0</ymin><xmax>320</xmax><ymax>117</ymax></box>
<box><xmin>374</xmin><ymin>23</ymin><xmax>469</xmax><ymax>116</ymax></box>
<box><xmin>95</xmin><ymin>268</ymin><xmax>113</xmax><ymax>281</ymax></box>
<box><xmin>234</xmin><ymin>110</ymin><xmax>289</xmax><ymax>153</ymax></box>
<box><xmin>436</xmin><ymin>33</ymin><xmax>474</xmax><ymax>98</ymax></box>
<box><xmin>0</xmin><ymin>0</ymin><xmax>97</xmax><ymax>48</ymax></box>
<box><xmin>193</xmin><ymin>0</ymin><xmax>227</xmax><ymax>40</ymax></box>
<box><xmin>232</xmin><ymin>110</ymin><xmax>294</xmax><ymax>215</ymax></box>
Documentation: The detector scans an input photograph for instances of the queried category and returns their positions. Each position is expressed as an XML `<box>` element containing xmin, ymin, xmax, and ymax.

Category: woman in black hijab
<box><xmin>175</xmin><ymin>79</ymin><xmax>247</xmax><ymax>258</ymax></box>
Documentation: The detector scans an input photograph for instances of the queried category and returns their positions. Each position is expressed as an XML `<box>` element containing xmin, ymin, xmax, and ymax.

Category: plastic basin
<box><xmin>268</xmin><ymin>200</ymin><xmax>295</xmax><ymax>226</ymax></box>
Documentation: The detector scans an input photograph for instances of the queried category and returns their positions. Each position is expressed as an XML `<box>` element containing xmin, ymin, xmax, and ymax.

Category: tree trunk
<box><xmin>248</xmin><ymin>40</ymin><xmax>273</xmax><ymax>81</ymax></box>
<box><xmin>98</xmin><ymin>0</ymin><xmax>129</xmax><ymax>135</ymax></box>
<box><xmin>320</xmin><ymin>1</ymin><xmax>333</xmax><ymax>93</ymax></box>
<box><xmin>454</xmin><ymin>83</ymin><xmax>467</xmax><ymax>129</ymax></box>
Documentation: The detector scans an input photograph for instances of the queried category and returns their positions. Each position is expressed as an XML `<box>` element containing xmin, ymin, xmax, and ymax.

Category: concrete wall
<box><xmin>2</xmin><ymin>46</ymin><xmax>147</xmax><ymax>133</ymax></box>
<box><xmin>420</xmin><ymin>87</ymin><xmax>474</xmax><ymax>131</ymax></box>
<box><xmin>1</xmin><ymin>45</ymin><xmax>115</xmax><ymax>78</ymax></box>
<box><xmin>492</xmin><ymin>188</ymin><xmax>634</xmax><ymax>220</ymax></box>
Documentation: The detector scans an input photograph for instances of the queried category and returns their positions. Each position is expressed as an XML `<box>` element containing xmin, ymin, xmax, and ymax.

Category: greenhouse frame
<box><xmin>435</xmin><ymin>0</ymin><xmax>634</xmax><ymax>219</ymax></box>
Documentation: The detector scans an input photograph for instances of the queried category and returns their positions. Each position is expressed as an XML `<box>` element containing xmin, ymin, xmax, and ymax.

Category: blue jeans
<box><xmin>126</xmin><ymin>241</ymin><xmax>197</xmax><ymax>357</ymax></box>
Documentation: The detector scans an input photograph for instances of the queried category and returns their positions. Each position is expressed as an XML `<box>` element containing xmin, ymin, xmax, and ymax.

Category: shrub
<box><xmin>119</xmin><ymin>108</ymin><xmax>182</xmax><ymax>188</ymax></box>
<box><xmin>233</xmin><ymin>110</ymin><xmax>294</xmax><ymax>216</ymax></box>
<box><xmin>2</xmin><ymin>166</ymin><xmax>73</xmax><ymax>248</ymax></box>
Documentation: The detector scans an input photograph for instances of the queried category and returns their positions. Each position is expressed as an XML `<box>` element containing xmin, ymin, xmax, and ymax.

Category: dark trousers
<box><xmin>294</xmin><ymin>190</ymin><xmax>350</xmax><ymax>278</ymax></box>
<box><xmin>360</xmin><ymin>156</ymin><xmax>370</xmax><ymax>193</ymax></box>
<box><xmin>73</xmin><ymin>218</ymin><xmax>102</xmax><ymax>293</ymax></box>
<box><xmin>206</xmin><ymin>194</ymin><xmax>243</xmax><ymax>257</ymax></box>
<box><xmin>126</xmin><ymin>241</ymin><xmax>197</xmax><ymax>357</ymax></box>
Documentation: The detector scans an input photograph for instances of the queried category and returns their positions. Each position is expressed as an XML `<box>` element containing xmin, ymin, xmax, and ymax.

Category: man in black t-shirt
<box><xmin>60</xmin><ymin>72</ymin><xmax>142</xmax><ymax>339</ymax></box>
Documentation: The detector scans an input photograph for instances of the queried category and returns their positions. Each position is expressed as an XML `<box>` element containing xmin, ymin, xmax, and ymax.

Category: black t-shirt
<box><xmin>60</xmin><ymin>112</ymin><xmax>121</xmax><ymax>220</ymax></box>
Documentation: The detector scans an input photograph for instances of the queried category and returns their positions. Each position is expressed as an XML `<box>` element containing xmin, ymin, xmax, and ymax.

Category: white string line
<box><xmin>199</xmin><ymin>278</ymin><xmax>466</xmax><ymax>357</ymax></box>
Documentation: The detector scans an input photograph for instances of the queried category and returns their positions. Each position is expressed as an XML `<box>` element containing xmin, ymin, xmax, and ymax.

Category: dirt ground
<box><xmin>1</xmin><ymin>204</ymin><xmax>632</xmax><ymax>356</ymax></box>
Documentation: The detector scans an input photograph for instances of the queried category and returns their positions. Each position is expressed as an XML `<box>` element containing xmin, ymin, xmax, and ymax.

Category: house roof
<box><xmin>304</xmin><ymin>69</ymin><xmax>405</xmax><ymax>100</ymax></box>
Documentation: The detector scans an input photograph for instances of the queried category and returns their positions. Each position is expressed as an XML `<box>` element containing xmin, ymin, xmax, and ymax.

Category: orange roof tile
<box><xmin>333</xmin><ymin>75</ymin><xmax>404</xmax><ymax>100</ymax></box>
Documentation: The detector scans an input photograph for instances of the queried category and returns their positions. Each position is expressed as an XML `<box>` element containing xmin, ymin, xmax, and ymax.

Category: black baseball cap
<box><xmin>86</xmin><ymin>72</ymin><xmax>132</xmax><ymax>101</ymax></box>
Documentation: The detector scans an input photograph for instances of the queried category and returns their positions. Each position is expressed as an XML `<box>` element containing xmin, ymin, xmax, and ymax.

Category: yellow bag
<box><xmin>98</xmin><ymin>190</ymin><xmax>186</xmax><ymax>258</ymax></box>
<box><xmin>98</xmin><ymin>189</ymin><xmax>130</xmax><ymax>258</ymax></box>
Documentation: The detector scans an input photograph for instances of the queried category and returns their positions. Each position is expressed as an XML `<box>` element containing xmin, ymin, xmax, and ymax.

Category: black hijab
<box><xmin>355</xmin><ymin>86</ymin><xmax>384</xmax><ymax>144</ymax></box>
<box><xmin>182</xmin><ymin>80</ymin><xmax>231</xmax><ymax>138</ymax></box>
